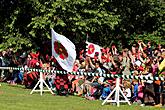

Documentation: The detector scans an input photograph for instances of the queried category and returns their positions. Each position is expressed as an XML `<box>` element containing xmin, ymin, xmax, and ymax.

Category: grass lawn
<box><xmin>0</xmin><ymin>83</ymin><xmax>163</xmax><ymax>110</ymax></box>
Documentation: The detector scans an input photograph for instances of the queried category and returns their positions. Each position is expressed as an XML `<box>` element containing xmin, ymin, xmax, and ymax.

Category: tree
<box><xmin>110</xmin><ymin>0</ymin><xmax>165</xmax><ymax>46</ymax></box>
<box><xmin>0</xmin><ymin>0</ymin><xmax>35</xmax><ymax>51</ymax></box>
<box><xmin>0</xmin><ymin>0</ymin><xmax>164</xmax><ymax>52</ymax></box>
<box><xmin>28</xmin><ymin>0</ymin><xmax>120</xmax><ymax>47</ymax></box>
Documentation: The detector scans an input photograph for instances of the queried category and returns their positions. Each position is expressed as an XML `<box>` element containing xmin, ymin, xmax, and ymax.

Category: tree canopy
<box><xmin>0</xmin><ymin>0</ymin><xmax>164</xmax><ymax>52</ymax></box>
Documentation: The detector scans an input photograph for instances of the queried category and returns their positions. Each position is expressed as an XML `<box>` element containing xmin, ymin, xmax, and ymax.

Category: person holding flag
<box><xmin>51</xmin><ymin>29</ymin><xmax>76</xmax><ymax>95</ymax></box>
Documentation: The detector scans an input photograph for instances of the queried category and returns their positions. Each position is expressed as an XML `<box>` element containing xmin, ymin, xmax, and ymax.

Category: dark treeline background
<box><xmin>0</xmin><ymin>0</ymin><xmax>164</xmax><ymax>53</ymax></box>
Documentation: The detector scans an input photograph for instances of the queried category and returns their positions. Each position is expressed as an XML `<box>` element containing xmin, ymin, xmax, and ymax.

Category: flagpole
<box><xmin>85</xmin><ymin>33</ymin><xmax>89</xmax><ymax>57</ymax></box>
<box><xmin>86</xmin><ymin>33</ymin><xmax>89</xmax><ymax>42</ymax></box>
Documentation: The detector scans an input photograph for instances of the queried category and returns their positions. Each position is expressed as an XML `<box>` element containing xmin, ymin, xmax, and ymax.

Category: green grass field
<box><xmin>0</xmin><ymin>83</ymin><xmax>163</xmax><ymax>110</ymax></box>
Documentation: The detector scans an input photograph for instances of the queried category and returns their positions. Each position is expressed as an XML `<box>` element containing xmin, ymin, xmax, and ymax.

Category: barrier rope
<box><xmin>0</xmin><ymin>67</ymin><xmax>164</xmax><ymax>81</ymax></box>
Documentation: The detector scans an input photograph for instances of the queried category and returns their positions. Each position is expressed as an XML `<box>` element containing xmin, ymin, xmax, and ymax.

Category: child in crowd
<box><xmin>138</xmin><ymin>80</ymin><xmax>144</xmax><ymax>104</ymax></box>
<box><xmin>123</xmin><ymin>80</ymin><xmax>132</xmax><ymax>100</ymax></box>
<box><xmin>132</xmin><ymin>79</ymin><xmax>139</xmax><ymax>102</ymax></box>
<box><xmin>99</xmin><ymin>80</ymin><xmax>112</xmax><ymax>100</ymax></box>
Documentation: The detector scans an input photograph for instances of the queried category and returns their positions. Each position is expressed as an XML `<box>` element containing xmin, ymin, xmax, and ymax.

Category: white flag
<box><xmin>86</xmin><ymin>41</ymin><xmax>102</xmax><ymax>58</ymax></box>
<box><xmin>51</xmin><ymin>29</ymin><xmax>76</xmax><ymax>72</ymax></box>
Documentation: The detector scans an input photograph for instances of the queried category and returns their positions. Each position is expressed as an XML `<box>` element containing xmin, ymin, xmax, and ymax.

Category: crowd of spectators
<box><xmin>0</xmin><ymin>40</ymin><xmax>165</xmax><ymax>107</ymax></box>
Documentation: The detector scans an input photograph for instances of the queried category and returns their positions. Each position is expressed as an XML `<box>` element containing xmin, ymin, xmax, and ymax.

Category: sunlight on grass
<box><xmin>0</xmin><ymin>83</ymin><xmax>163</xmax><ymax>110</ymax></box>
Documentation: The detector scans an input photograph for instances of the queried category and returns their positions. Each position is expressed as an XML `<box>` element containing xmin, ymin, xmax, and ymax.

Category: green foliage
<box><xmin>0</xmin><ymin>0</ymin><xmax>34</xmax><ymax>51</ymax></box>
<box><xmin>109</xmin><ymin>0</ymin><xmax>165</xmax><ymax>48</ymax></box>
<box><xmin>28</xmin><ymin>0</ymin><xmax>120</xmax><ymax>45</ymax></box>
<box><xmin>0</xmin><ymin>0</ymin><xmax>164</xmax><ymax>52</ymax></box>
<box><xmin>0</xmin><ymin>7</ymin><xmax>32</xmax><ymax>52</ymax></box>
<box><xmin>129</xmin><ymin>32</ymin><xmax>165</xmax><ymax>45</ymax></box>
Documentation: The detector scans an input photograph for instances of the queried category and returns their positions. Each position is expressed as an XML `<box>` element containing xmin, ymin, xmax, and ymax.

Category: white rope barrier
<box><xmin>0</xmin><ymin>67</ymin><xmax>164</xmax><ymax>81</ymax></box>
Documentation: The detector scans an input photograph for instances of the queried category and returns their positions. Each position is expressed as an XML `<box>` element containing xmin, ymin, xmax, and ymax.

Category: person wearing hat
<box><xmin>99</xmin><ymin>80</ymin><xmax>112</xmax><ymax>100</ymax></box>
<box><xmin>23</xmin><ymin>52</ymin><xmax>41</xmax><ymax>89</ymax></box>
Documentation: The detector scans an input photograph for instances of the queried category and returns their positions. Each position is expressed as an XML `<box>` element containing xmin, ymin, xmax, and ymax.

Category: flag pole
<box><xmin>86</xmin><ymin>33</ymin><xmax>89</xmax><ymax>42</ymax></box>
<box><xmin>85</xmin><ymin>33</ymin><xmax>89</xmax><ymax>57</ymax></box>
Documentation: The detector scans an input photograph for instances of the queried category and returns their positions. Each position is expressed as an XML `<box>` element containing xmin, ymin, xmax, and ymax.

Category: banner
<box><xmin>51</xmin><ymin>29</ymin><xmax>76</xmax><ymax>72</ymax></box>
<box><xmin>86</xmin><ymin>41</ymin><xmax>102</xmax><ymax>59</ymax></box>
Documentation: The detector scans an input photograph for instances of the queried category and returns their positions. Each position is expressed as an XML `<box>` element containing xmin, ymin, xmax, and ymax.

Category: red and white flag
<box><xmin>51</xmin><ymin>29</ymin><xmax>76</xmax><ymax>72</ymax></box>
<box><xmin>86</xmin><ymin>41</ymin><xmax>102</xmax><ymax>58</ymax></box>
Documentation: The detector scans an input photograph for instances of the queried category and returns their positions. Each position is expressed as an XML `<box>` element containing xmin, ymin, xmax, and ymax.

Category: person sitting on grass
<box><xmin>99</xmin><ymin>80</ymin><xmax>114</xmax><ymax>100</ymax></box>
<box><xmin>123</xmin><ymin>80</ymin><xmax>132</xmax><ymax>101</ymax></box>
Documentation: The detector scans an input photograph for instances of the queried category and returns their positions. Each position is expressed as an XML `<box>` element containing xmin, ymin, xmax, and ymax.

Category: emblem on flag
<box><xmin>54</xmin><ymin>41</ymin><xmax>68</xmax><ymax>60</ymax></box>
<box><xmin>87</xmin><ymin>44</ymin><xmax>95</xmax><ymax>54</ymax></box>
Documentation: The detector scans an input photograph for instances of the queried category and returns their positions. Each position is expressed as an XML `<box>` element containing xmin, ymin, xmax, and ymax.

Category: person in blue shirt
<box><xmin>132</xmin><ymin>80</ymin><xmax>138</xmax><ymax>102</ymax></box>
<box><xmin>99</xmin><ymin>81</ymin><xmax>111</xmax><ymax>100</ymax></box>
